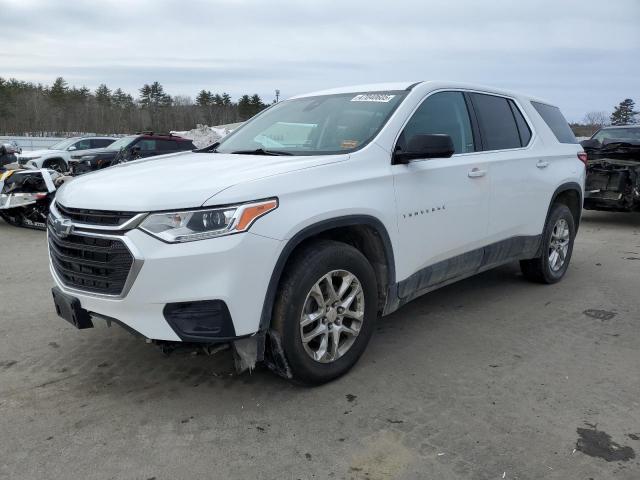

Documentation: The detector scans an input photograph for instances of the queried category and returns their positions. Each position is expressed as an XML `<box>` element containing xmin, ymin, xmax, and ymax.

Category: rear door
<box><xmin>392</xmin><ymin>91</ymin><xmax>490</xmax><ymax>288</ymax></box>
<box><xmin>468</xmin><ymin>92</ymin><xmax>547</xmax><ymax>242</ymax></box>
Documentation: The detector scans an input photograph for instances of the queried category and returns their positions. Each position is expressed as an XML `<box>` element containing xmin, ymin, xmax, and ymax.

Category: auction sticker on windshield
<box><xmin>351</xmin><ymin>94</ymin><xmax>396</xmax><ymax>102</ymax></box>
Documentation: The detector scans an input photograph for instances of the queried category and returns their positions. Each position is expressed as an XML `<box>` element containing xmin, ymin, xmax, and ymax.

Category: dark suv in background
<box><xmin>68</xmin><ymin>133</ymin><xmax>195</xmax><ymax>175</ymax></box>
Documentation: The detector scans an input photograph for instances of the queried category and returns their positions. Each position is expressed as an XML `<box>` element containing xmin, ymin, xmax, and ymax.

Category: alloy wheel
<box><xmin>299</xmin><ymin>269</ymin><xmax>365</xmax><ymax>363</ymax></box>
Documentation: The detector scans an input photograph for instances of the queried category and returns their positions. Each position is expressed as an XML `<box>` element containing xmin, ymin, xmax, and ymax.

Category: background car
<box><xmin>68</xmin><ymin>132</ymin><xmax>195</xmax><ymax>175</ymax></box>
<box><xmin>581</xmin><ymin>125</ymin><xmax>640</xmax><ymax>212</ymax></box>
<box><xmin>17</xmin><ymin>136</ymin><xmax>117</xmax><ymax>172</ymax></box>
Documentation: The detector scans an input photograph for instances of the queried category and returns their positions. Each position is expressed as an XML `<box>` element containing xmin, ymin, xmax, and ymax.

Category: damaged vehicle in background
<box><xmin>581</xmin><ymin>126</ymin><xmax>640</xmax><ymax>212</ymax></box>
<box><xmin>68</xmin><ymin>133</ymin><xmax>195</xmax><ymax>175</ymax></box>
<box><xmin>17</xmin><ymin>136</ymin><xmax>117</xmax><ymax>173</ymax></box>
<box><xmin>0</xmin><ymin>167</ymin><xmax>69</xmax><ymax>230</ymax></box>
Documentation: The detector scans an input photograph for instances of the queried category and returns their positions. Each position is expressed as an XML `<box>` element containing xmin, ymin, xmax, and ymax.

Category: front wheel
<box><xmin>270</xmin><ymin>240</ymin><xmax>378</xmax><ymax>385</ymax></box>
<box><xmin>520</xmin><ymin>203</ymin><xmax>576</xmax><ymax>284</ymax></box>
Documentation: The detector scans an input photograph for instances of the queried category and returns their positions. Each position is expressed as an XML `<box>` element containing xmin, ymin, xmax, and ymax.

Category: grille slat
<box><xmin>56</xmin><ymin>204</ymin><xmax>137</xmax><ymax>226</ymax></box>
<box><xmin>48</xmin><ymin>218</ymin><xmax>134</xmax><ymax>296</ymax></box>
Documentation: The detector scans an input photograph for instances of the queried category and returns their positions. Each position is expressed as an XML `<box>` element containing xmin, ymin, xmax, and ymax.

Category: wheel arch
<box><xmin>548</xmin><ymin>182</ymin><xmax>583</xmax><ymax>231</ymax></box>
<box><xmin>259</xmin><ymin>215</ymin><xmax>396</xmax><ymax>334</ymax></box>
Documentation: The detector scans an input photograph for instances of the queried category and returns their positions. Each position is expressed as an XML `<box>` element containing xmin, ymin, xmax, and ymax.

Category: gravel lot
<box><xmin>0</xmin><ymin>211</ymin><xmax>639</xmax><ymax>480</ymax></box>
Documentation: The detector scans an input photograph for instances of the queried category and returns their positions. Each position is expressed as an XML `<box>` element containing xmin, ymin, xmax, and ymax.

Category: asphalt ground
<box><xmin>1</xmin><ymin>210</ymin><xmax>639</xmax><ymax>479</ymax></box>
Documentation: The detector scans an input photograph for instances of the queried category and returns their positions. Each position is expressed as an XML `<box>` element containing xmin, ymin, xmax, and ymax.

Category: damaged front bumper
<box><xmin>584</xmin><ymin>159</ymin><xmax>640</xmax><ymax>212</ymax></box>
<box><xmin>47</xmin><ymin>219</ymin><xmax>283</xmax><ymax>372</ymax></box>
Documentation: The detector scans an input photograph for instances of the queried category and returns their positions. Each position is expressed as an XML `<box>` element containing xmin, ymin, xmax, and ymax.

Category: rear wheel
<box><xmin>520</xmin><ymin>203</ymin><xmax>575</xmax><ymax>284</ymax></box>
<box><xmin>270</xmin><ymin>240</ymin><xmax>378</xmax><ymax>385</ymax></box>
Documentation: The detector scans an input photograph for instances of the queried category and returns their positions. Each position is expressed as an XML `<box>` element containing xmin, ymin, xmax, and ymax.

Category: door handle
<box><xmin>536</xmin><ymin>160</ymin><xmax>550</xmax><ymax>169</ymax></box>
<box><xmin>468</xmin><ymin>168</ymin><xmax>487</xmax><ymax>178</ymax></box>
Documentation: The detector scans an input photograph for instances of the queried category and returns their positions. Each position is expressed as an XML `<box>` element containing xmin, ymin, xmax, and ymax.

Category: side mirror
<box><xmin>394</xmin><ymin>134</ymin><xmax>455</xmax><ymax>164</ymax></box>
<box><xmin>580</xmin><ymin>139</ymin><xmax>600</xmax><ymax>150</ymax></box>
<box><xmin>68</xmin><ymin>146</ymin><xmax>76</xmax><ymax>151</ymax></box>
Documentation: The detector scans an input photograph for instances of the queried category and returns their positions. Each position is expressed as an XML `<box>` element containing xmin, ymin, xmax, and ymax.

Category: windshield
<box><xmin>215</xmin><ymin>91</ymin><xmax>407</xmax><ymax>155</ymax></box>
<box><xmin>592</xmin><ymin>128</ymin><xmax>640</xmax><ymax>143</ymax></box>
<box><xmin>49</xmin><ymin>138</ymin><xmax>78</xmax><ymax>150</ymax></box>
<box><xmin>106</xmin><ymin>136</ymin><xmax>137</xmax><ymax>151</ymax></box>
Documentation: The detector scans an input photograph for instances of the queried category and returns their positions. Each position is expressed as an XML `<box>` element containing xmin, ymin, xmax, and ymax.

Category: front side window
<box><xmin>215</xmin><ymin>91</ymin><xmax>407</xmax><ymax>155</ymax></box>
<box><xmin>471</xmin><ymin>93</ymin><xmax>522</xmax><ymax>150</ymax></box>
<box><xmin>72</xmin><ymin>139</ymin><xmax>92</xmax><ymax>151</ymax></box>
<box><xmin>136</xmin><ymin>139</ymin><xmax>157</xmax><ymax>151</ymax></box>
<box><xmin>397</xmin><ymin>91</ymin><xmax>475</xmax><ymax>154</ymax></box>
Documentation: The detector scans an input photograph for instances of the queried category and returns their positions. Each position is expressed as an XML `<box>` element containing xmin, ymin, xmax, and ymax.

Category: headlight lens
<box><xmin>139</xmin><ymin>198</ymin><xmax>277</xmax><ymax>243</ymax></box>
<box><xmin>24</xmin><ymin>155</ymin><xmax>41</xmax><ymax>160</ymax></box>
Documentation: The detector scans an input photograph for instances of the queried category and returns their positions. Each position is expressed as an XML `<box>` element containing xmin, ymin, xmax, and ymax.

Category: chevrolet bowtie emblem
<box><xmin>52</xmin><ymin>217</ymin><xmax>74</xmax><ymax>238</ymax></box>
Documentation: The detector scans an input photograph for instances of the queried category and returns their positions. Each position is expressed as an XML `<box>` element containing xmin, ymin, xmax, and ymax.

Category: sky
<box><xmin>1</xmin><ymin>0</ymin><xmax>639</xmax><ymax>122</ymax></box>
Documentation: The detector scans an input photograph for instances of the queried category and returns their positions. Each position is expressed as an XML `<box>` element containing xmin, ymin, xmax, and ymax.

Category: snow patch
<box><xmin>171</xmin><ymin>123</ymin><xmax>239</xmax><ymax>148</ymax></box>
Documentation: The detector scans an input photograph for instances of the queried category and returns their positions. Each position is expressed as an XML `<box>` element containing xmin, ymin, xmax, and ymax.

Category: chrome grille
<box><xmin>48</xmin><ymin>218</ymin><xmax>134</xmax><ymax>295</ymax></box>
<box><xmin>55</xmin><ymin>204</ymin><xmax>137</xmax><ymax>227</ymax></box>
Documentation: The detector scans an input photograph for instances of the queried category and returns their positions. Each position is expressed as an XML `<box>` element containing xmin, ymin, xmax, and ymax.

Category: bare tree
<box><xmin>582</xmin><ymin>111</ymin><xmax>608</xmax><ymax>127</ymax></box>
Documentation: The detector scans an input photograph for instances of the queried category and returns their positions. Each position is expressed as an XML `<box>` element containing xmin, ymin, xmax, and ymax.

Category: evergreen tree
<box><xmin>95</xmin><ymin>84</ymin><xmax>112</xmax><ymax>106</ymax></box>
<box><xmin>610</xmin><ymin>98</ymin><xmax>638</xmax><ymax>126</ymax></box>
<box><xmin>238</xmin><ymin>94</ymin><xmax>253</xmax><ymax>120</ymax></box>
<box><xmin>48</xmin><ymin>77</ymin><xmax>68</xmax><ymax>104</ymax></box>
<box><xmin>196</xmin><ymin>89</ymin><xmax>214</xmax><ymax>107</ymax></box>
<box><xmin>112</xmin><ymin>88</ymin><xmax>134</xmax><ymax>109</ymax></box>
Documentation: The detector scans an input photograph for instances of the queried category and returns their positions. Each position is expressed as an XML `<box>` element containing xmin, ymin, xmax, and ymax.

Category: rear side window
<box><xmin>91</xmin><ymin>139</ymin><xmax>115</xmax><ymax>149</ymax></box>
<box><xmin>508</xmin><ymin>101</ymin><xmax>532</xmax><ymax>146</ymax></box>
<box><xmin>531</xmin><ymin>102</ymin><xmax>576</xmax><ymax>144</ymax></box>
<box><xmin>157</xmin><ymin>139</ymin><xmax>178</xmax><ymax>151</ymax></box>
<box><xmin>470</xmin><ymin>93</ymin><xmax>521</xmax><ymax>150</ymax></box>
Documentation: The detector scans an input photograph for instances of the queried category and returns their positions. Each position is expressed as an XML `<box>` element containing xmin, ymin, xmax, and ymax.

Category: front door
<box><xmin>392</xmin><ymin>91</ymin><xmax>490</xmax><ymax>293</ymax></box>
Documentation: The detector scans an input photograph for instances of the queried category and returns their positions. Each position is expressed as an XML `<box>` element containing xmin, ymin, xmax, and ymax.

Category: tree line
<box><xmin>571</xmin><ymin>98</ymin><xmax>638</xmax><ymax>137</ymax></box>
<box><xmin>0</xmin><ymin>77</ymin><xmax>270</xmax><ymax>136</ymax></box>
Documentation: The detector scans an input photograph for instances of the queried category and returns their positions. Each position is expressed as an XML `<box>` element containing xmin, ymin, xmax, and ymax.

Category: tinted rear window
<box><xmin>470</xmin><ymin>93</ymin><xmax>521</xmax><ymax>150</ymax></box>
<box><xmin>531</xmin><ymin>102</ymin><xmax>576</xmax><ymax>144</ymax></box>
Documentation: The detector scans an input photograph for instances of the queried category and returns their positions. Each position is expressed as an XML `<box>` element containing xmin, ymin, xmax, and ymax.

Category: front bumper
<box><xmin>49</xmin><ymin>227</ymin><xmax>283</xmax><ymax>341</ymax></box>
<box><xmin>68</xmin><ymin>160</ymin><xmax>93</xmax><ymax>175</ymax></box>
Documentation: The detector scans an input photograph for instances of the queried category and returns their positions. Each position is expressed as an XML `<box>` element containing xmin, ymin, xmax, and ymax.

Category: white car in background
<box><xmin>18</xmin><ymin>136</ymin><xmax>117</xmax><ymax>172</ymax></box>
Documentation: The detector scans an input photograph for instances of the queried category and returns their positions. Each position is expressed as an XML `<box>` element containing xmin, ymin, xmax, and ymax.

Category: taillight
<box><xmin>577</xmin><ymin>151</ymin><xmax>588</xmax><ymax>167</ymax></box>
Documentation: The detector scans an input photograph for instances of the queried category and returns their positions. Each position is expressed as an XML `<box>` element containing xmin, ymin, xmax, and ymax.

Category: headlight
<box><xmin>23</xmin><ymin>155</ymin><xmax>41</xmax><ymax>160</ymax></box>
<box><xmin>139</xmin><ymin>198</ymin><xmax>278</xmax><ymax>243</ymax></box>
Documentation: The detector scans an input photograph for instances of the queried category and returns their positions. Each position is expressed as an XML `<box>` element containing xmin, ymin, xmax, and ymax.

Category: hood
<box><xmin>56</xmin><ymin>151</ymin><xmax>347</xmax><ymax>211</ymax></box>
<box><xmin>19</xmin><ymin>149</ymin><xmax>54</xmax><ymax>158</ymax></box>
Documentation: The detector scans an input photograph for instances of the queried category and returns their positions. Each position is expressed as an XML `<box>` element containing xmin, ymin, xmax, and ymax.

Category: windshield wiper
<box><xmin>194</xmin><ymin>142</ymin><xmax>220</xmax><ymax>153</ymax></box>
<box><xmin>229</xmin><ymin>148</ymin><xmax>293</xmax><ymax>156</ymax></box>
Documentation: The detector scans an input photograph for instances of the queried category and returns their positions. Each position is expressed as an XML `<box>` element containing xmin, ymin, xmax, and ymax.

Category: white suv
<box><xmin>48</xmin><ymin>82</ymin><xmax>585</xmax><ymax>385</ymax></box>
<box><xmin>18</xmin><ymin>136</ymin><xmax>117</xmax><ymax>172</ymax></box>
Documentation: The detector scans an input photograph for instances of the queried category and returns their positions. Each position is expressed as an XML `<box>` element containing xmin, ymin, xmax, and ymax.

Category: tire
<box><xmin>270</xmin><ymin>240</ymin><xmax>378</xmax><ymax>385</ymax></box>
<box><xmin>43</xmin><ymin>158</ymin><xmax>66</xmax><ymax>173</ymax></box>
<box><xmin>520</xmin><ymin>203</ymin><xmax>576</xmax><ymax>284</ymax></box>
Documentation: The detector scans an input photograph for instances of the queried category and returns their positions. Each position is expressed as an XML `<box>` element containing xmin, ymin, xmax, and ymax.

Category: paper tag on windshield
<box><xmin>351</xmin><ymin>94</ymin><xmax>395</xmax><ymax>103</ymax></box>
